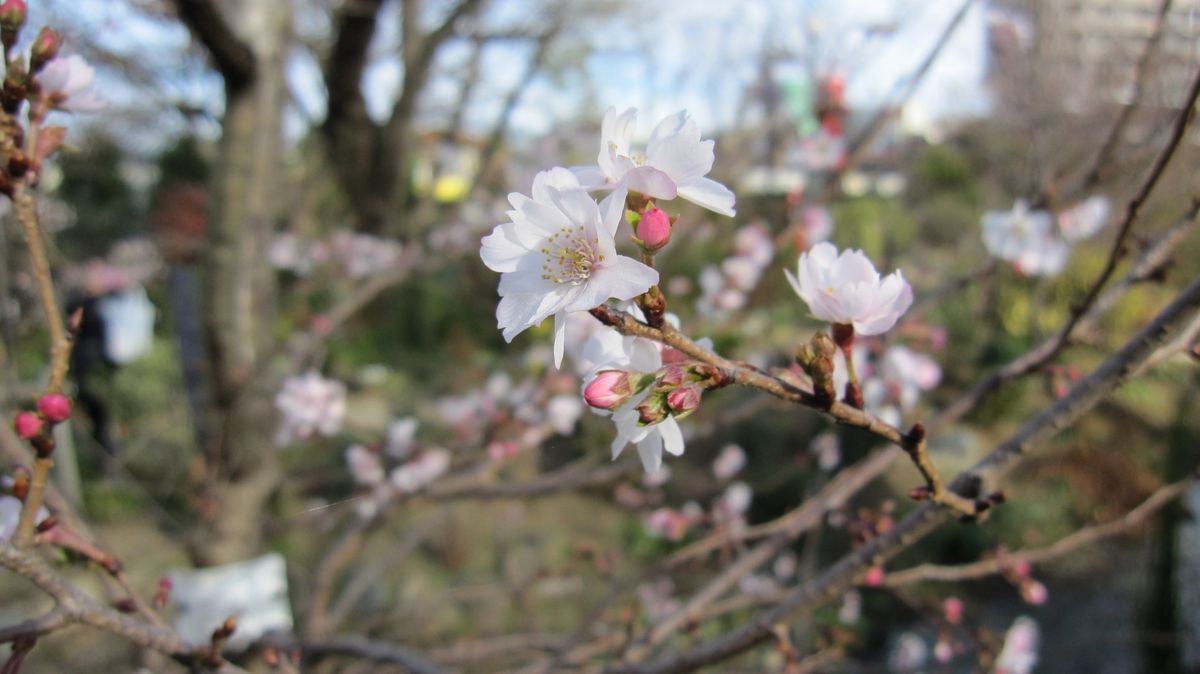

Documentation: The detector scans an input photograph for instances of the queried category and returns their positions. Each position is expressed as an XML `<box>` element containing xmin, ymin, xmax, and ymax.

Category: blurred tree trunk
<box><xmin>172</xmin><ymin>0</ymin><xmax>289</xmax><ymax>565</ymax></box>
<box><xmin>322</xmin><ymin>0</ymin><xmax>484</xmax><ymax>235</ymax></box>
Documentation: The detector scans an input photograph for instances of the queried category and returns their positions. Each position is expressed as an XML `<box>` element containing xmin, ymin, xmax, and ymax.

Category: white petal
<box><xmin>635</xmin><ymin>432</ymin><xmax>664</xmax><ymax>473</ymax></box>
<box><xmin>479</xmin><ymin>224</ymin><xmax>529</xmax><ymax>273</ymax></box>
<box><xmin>553</xmin><ymin>311</ymin><xmax>567</xmax><ymax>368</ymax></box>
<box><xmin>571</xmin><ymin>165</ymin><xmax>607</xmax><ymax>190</ymax></box>
<box><xmin>624</xmin><ymin>166</ymin><xmax>678</xmax><ymax>200</ymax></box>
<box><xmin>598</xmin><ymin>183</ymin><xmax>629</xmax><ymax>239</ymax></box>
<box><xmin>646</xmin><ymin>134</ymin><xmax>714</xmax><ymax>186</ymax></box>
<box><xmin>658</xmin><ymin>417</ymin><xmax>685</xmax><ymax>456</ymax></box>
<box><xmin>677</xmin><ymin>178</ymin><xmax>736</xmax><ymax>216</ymax></box>
<box><xmin>591</xmin><ymin>256</ymin><xmax>659</xmax><ymax>301</ymax></box>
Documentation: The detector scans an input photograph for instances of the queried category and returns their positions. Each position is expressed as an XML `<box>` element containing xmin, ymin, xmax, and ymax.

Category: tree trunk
<box><xmin>191</xmin><ymin>0</ymin><xmax>289</xmax><ymax>566</ymax></box>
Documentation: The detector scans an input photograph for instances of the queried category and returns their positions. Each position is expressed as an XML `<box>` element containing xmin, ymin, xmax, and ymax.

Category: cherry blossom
<box><xmin>384</xmin><ymin>417</ymin><xmax>419</xmax><ymax>458</ymax></box>
<box><xmin>982</xmin><ymin>200</ymin><xmax>1070</xmax><ymax>276</ymax></box>
<box><xmin>1057</xmin><ymin>194</ymin><xmax>1110</xmax><ymax>242</ymax></box>
<box><xmin>572</xmin><ymin>107</ymin><xmax>736</xmax><ymax>216</ymax></box>
<box><xmin>786</xmin><ymin>242</ymin><xmax>913</xmax><ymax>335</ymax></box>
<box><xmin>344</xmin><ymin>445</ymin><xmax>385</xmax><ymax>486</ymax></box>
<box><xmin>880</xmin><ymin>346</ymin><xmax>942</xmax><ymax>410</ymax></box>
<box><xmin>994</xmin><ymin>617</ymin><xmax>1039</xmax><ymax>674</ymax></box>
<box><xmin>274</xmin><ymin>371</ymin><xmax>347</xmax><ymax>446</ymax></box>
<box><xmin>389</xmin><ymin>449</ymin><xmax>451</xmax><ymax>494</ymax></box>
<box><xmin>329</xmin><ymin>231</ymin><xmax>404</xmax><ymax>279</ymax></box>
<box><xmin>480</xmin><ymin>167</ymin><xmax>657</xmax><ymax>366</ymax></box>
<box><xmin>712</xmin><ymin>443</ymin><xmax>746</xmax><ymax>481</ymax></box>
<box><xmin>35</xmin><ymin>54</ymin><xmax>105</xmax><ymax>113</ymax></box>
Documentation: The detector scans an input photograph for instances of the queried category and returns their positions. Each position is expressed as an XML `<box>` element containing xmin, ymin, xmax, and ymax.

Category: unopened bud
<box><xmin>583</xmin><ymin>370</ymin><xmax>634</xmax><ymax>410</ymax></box>
<box><xmin>862</xmin><ymin>565</ymin><xmax>885</xmax><ymax>587</ymax></box>
<box><xmin>154</xmin><ymin>576</ymin><xmax>173</xmax><ymax>609</ymax></box>
<box><xmin>635</xmin><ymin>207</ymin><xmax>672</xmax><ymax>252</ymax></box>
<box><xmin>636</xmin><ymin>394</ymin><xmax>669</xmax><ymax>425</ymax></box>
<box><xmin>665</xmin><ymin>384</ymin><xmax>702</xmax><ymax>416</ymax></box>
<box><xmin>1020</xmin><ymin>579</ymin><xmax>1048</xmax><ymax>605</ymax></box>
<box><xmin>37</xmin><ymin>393</ymin><xmax>71</xmax><ymax>422</ymax></box>
<box><xmin>13</xmin><ymin>411</ymin><xmax>42</xmax><ymax>438</ymax></box>
<box><xmin>0</xmin><ymin>0</ymin><xmax>26</xmax><ymax>51</ymax></box>
<box><xmin>907</xmin><ymin>486</ymin><xmax>932</xmax><ymax>501</ymax></box>
<box><xmin>29</xmin><ymin>26</ymin><xmax>61</xmax><ymax>73</ymax></box>
<box><xmin>657</xmin><ymin>364</ymin><xmax>687</xmax><ymax>388</ymax></box>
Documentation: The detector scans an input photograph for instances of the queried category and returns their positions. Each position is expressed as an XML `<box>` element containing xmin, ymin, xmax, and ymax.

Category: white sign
<box><xmin>171</xmin><ymin>553</ymin><xmax>293</xmax><ymax>648</ymax></box>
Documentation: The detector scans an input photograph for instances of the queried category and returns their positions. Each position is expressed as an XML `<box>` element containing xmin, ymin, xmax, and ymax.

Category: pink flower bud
<box><xmin>666</xmin><ymin>384</ymin><xmax>702</xmax><ymax>414</ymax></box>
<box><xmin>0</xmin><ymin>0</ymin><xmax>26</xmax><ymax>31</ymax></box>
<box><xmin>30</xmin><ymin>26</ymin><xmax>61</xmax><ymax>71</ymax></box>
<box><xmin>1011</xmin><ymin>559</ymin><xmax>1032</xmax><ymax>581</ymax></box>
<box><xmin>13</xmin><ymin>411</ymin><xmax>42</xmax><ymax>438</ymax></box>
<box><xmin>1020</xmin><ymin>580</ymin><xmax>1048</xmax><ymax>605</ymax></box>
<box><xmin>862</xmin><ymin>565</ymin><xmax>885</xmax><ymax>587</ymax></box>
<box><xmin>37</xmin><ymin>393</ymin><xmax>71</xmax><ymax>423</ymax></box>
<box><xmin>583</xmin><ymin>370</ymin><xmax>632</xmax><ymax>410</ymax></box>
<box><xmin>636</xmin><ymin>208</ymin><xmax>672</xmax><ymax>252</ymax></box>
<box><xmin>943</xmin><ymin>597</ymin><xmax>964</xmax><ymax>625</ymax></box>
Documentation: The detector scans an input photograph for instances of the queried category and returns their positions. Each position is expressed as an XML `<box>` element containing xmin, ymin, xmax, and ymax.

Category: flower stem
<box><xmin>14</xmin><ymin>456</ymin><xmax>52</xmax><ymax>547</ymax></box>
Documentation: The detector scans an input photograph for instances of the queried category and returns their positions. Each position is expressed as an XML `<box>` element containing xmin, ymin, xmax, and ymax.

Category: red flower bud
<box><xmin>635</xmin><ymin>207</ymin><xmax>672</xmax><ymax>252</ymax></box>
<box><xmin>13</xmin><ymin>411</ymin><xmax>42</xmax><ymax>438</ymax></box>
<box><xmin>37</xmin><ymin>393</ymin><xmax>71</xmax><ymax>422</ymax></box>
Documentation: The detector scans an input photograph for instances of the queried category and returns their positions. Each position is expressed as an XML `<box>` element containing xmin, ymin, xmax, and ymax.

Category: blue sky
<box><xmin>35</xmin><ymin>0</ymin><xmax>991</xmax><ymax>147</ymax></box>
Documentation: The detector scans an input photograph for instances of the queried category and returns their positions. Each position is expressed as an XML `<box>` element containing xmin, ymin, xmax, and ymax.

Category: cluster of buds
<box><xmin>795</xmin><ymin>332</ymin><xmax>838</xmax><ymax>403</ymax></box>
<box><xmin>588</xmin><ymin>360</ymin><xmax>727</xmax><ymax>426</ymax></box>
<box><xmin>0</xmin><ymin>1</ymin><xmax>102</xmax><ymax>195</ymax></box>
<box><xmin>12</xmin><ymin>393</ymin><xmax>71</xmax><ymax>456</ymax></box>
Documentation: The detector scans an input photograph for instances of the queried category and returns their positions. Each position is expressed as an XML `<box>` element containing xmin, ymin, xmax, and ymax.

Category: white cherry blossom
<box><xmin>573</xmin><ymin>107</ymin><xmax>736</xmax><ymax>216</ymax></box>
<box><xmin>35</xmin><ymin>55</ymin><xmax>106</xmax><ymax>113</ymax></box>
<box><xmin>274</xmin><ymin>371</ymin><xmax>347</xmax><ymax>446</ymax></box>
<box><xmin>1057</xmin><ymin>194</ymin><xmax>1110</xmax><ymax>242</ymax></box>
<box><xmin>785</xmin><ymin>242</ymin><xmax>913</xmax><ymax>335</ymax></box>
<box><xmin>982</xmin><ymin>200</ymin><xmax>1070</xmax><ymax>276</ymax></box>
<box><xmin>480</xmin><ymin>167</ymin><xmax>657</xmax><ymax>367</ymax></box>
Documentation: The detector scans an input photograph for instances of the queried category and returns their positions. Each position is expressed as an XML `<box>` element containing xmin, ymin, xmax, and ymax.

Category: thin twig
<box><xmin>885</xmin><ymin>474</ymin><xmax>1196</xmax><ymax>586</ymax></box>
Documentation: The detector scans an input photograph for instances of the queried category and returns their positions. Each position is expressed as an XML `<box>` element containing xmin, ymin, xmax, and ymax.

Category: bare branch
<box><xmin>169</xmin><ymin>0</ymin><xmax>256</xmax><ymax>90</ymax></box>
<box><xmin>885</xmin><ymin>475</ymin><xmax>1196</xmax><ymax>586</ymax></box>
<box><xmin>302</xmin><ymin>635</ymin><xmax>450</xmax><ymax>674</ymax></box>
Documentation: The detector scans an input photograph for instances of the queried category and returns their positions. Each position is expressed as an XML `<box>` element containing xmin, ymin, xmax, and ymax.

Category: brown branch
<box><xmin>884</xmin><ymin>475</ymin><xmax>1196</xmax><ymax>586</ymax></box>
<box><xmin>588</xmin><ymin>305</ymin><xmax>972</xmax><ymax>516</ymax></box>
<box><xmin>302</xmin><ymin>635</ymin><xmax>450</xmax><ymax>674</ymax></box>
<box><xmin>604</xmin><ymin>275</ymin><xmax>1200</xmax><ymax>674</ymax></box>
<box><xmin>169</xmin><ymin>0</ymin><xmax>256</xmax><ymax>90</ymax></box>
<box><xmin>0</xmin><ymin>609</ymin><xmax>68</xmax><ymax>643</ymax></box>
<box><xmin>0</xmin><ymin>541</ymin><xmax>248</xmax><ymax>673</ymax></box>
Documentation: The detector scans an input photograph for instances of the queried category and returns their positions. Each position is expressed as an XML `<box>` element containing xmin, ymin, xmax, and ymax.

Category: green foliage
<box><xmin>54</xmin><ymin>133</ymin><xmax>145</xmax><ymax>258</ymax></box>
